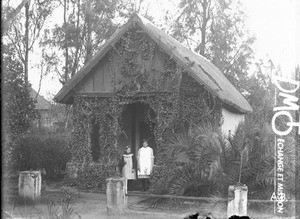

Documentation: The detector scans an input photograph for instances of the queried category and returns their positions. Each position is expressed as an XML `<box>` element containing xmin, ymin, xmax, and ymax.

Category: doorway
<box><xmin>118</xmin><ymin>102</ymin><xmax>156</xmax><ymax>191</ymax></box>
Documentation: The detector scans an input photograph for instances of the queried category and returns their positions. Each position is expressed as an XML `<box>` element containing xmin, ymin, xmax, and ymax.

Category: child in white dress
<box><xmin>119</xmin><ymin>146</ymin><xmax>135</xmax><ymax>194</ymax></box>
<box><xmin>137</xmin><ymin>139</ymin><xmax>154</xmax><ymax>191</ymax></box>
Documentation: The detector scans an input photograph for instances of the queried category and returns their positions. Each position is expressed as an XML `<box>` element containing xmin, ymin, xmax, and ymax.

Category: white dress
<box><xmin>138</xmin><ymin>147</ymin><xmax>154</xmax><ymax>178</ymax></box>
<box><xmin>122</xmin><ymin>154</ymin><xmax>135</xmax><ymax>180</ymax></box>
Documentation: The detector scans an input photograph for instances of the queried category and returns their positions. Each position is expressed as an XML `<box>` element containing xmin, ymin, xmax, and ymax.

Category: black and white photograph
<box><xmin>2</xmin><ymin>0</ymin><xmax>299</xmax><ymax>218</ymax></box>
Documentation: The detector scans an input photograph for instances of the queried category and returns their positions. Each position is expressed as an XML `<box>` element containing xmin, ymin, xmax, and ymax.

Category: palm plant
<box><xmin>150</xmin><ymin>122</ymin><xmax>238</xmax><ymax>198</ymax></box>
<box><xmin>149</xmin><ymin>118</ymin><xmax>296</xmax><ymax>212</ymax></box>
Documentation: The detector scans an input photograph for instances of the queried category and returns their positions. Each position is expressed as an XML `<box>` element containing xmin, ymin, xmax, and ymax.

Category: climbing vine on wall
<box><xmin>72</xmin><ymin>96</ymin><xmax>123</xmax><ymax>163</ymax></box>
<box><xmin>69</xmin><ymin>24</ymin><xmax>222</xmax><ymax>189</ymax></box>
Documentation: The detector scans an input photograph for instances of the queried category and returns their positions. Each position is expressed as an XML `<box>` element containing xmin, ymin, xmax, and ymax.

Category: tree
<box><xmin>2</xmin><ymin>0</ymin><xmax>56</xmax><ymax>85</ymax></box>
<box><xmin>172</xmin><ymin>0</ymin><xmax>212</xmax><ymax>56</ymax></box>
<box><xmin>206</xmin><ymin>0</ymin><xmax>254</xmax><ymax>90</ymax></box>
<box><xmin>242</xmin><ymin>58</ymin><xmax>276</xmax><ymax>126</ymax></box>
<box><xmin>3</xmin><ymin>44</ymin><xmax>39</xmax><ymax>136</ymax></box>
<box><xmin>171</xmin><ymin>0</ymin><xmax>254</xmax><ymax>89</ymax></box>
<box><xmin>3</xmin><ymin>43</ymin><xmax>39</xmax><ymax>176</ymax></box>
<box><xmin>41</xmin><ymin>0</ymin><xmax>121</xmax><ymax>85</ymax></box>
<box><xmin>2</xmin><ymin>0</ymin><xmax>30</xmax><ymax>33</ymax></box>
<box><xmin>39</xmin><ymin>0</ymin><xmax>123</xmax><ymax>129</ymax></box>
<box><xmin>40</xmin><ymin>0</ymin><xmax>155</xmax><ymax>86</ymax></box>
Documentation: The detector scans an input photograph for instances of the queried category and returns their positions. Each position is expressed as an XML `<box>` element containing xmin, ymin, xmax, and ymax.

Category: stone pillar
<box><xmin>106</xmin><ymin>177</ymin><xmax>127</xmax><ymax>215</ymax></box>
<box><xmin>66</xmin><ymin>162</ymin><xmax>78</xmax><ymax>179</ymax></box>
<box><xmin>227</xmin><ymin>184</ymin><xmax>248</xmax><ymax>217</ymax></box>
<box><xmin>18</xmin><ymin>171</ymin><xmax>41</xmax><ymax>200</ymax></box>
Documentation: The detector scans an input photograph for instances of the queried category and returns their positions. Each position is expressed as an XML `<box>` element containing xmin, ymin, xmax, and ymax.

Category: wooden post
<box><xmin>18</xmin><ymin>171</ymin><xmax>41</xmax><ymax>200</ymax></box>
<box><xmin>227</xmin><ymin>184</ymin><xmax>248</xmax><ymax>217</ymax></box>
<box><xmin>106</xmin><ymin>177</ymin><xmax>127</xmax><ymax>215</ymax></box>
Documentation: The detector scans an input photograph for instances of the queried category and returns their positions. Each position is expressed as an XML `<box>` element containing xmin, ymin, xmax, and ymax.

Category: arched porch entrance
<box><xmin>118</xmin><ymin>102</ymin><xmax>156</xmax><ymax>191</ymax></box>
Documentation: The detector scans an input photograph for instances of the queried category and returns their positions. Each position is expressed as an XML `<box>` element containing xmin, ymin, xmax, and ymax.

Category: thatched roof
<box><xmin>30</xmin><ymin>87</ymin><xmax>52</xmax><ymax>110</ymax></box>
<box><xmin>54</xmin><ymin>14</ymin><xmax>252</xmax><ymax>113</ymax></box>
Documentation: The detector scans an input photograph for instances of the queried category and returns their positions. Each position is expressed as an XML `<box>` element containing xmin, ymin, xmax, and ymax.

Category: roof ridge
<box><xmin>54</xmin><ymin>14</ymin><xmax>252</xmax><ymax>113</ymax></box>
<box><xmin>30</xmin><ymin>87</ymin><xmax>52</xmax><ymax>110</ymax></box>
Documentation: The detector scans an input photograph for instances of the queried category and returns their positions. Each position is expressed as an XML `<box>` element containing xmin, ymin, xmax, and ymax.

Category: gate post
<box><xmin>18</xmin><ymin>171</ymin><xmax>41</xmax><ymax>201</ymax></box>
<box><xmin>227</xmin><ymin>184</ymin><xmax>248</xmax><ymax>217</ymax></box>
<box><xmin>106</xmin><ymin>177</ymin><xmax>127</xmax><ymax>215</ymax></box>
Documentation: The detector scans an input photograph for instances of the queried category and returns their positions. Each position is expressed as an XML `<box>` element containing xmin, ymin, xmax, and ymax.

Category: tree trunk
<box><xmin>3</xmin><ymin>0</ymin><xmax>30</xmax><ymax>33</ymax></box>
<box><xmin>199</xmin><ymin>0</ymin><xmax>210</xmax><ymax>56</ymax></box>
<box><xmin>24</xmin><ymin>1</ymin><xmax>30</xmax><ymax>85</ymax></box>
<box><xmin>64</xmin><ymin>0</ymin><xmax>69</xmax><ymax>83</ymax></box>
<box><xmin>71</xmin><ymin>0</ymin><xmax>81</xmax><ymax>77</ymax></box>
<box><xmin>84</xmin><ymin>0</ymin><xmax>92</xmax><ymax>64</ymax></box>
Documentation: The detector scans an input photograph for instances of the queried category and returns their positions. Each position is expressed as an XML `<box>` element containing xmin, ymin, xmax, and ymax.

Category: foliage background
<box><xmin>2</xmin><ymin>1</ymin><xmax>298</xmax><ymax>209</ymax></box>
<box><xmin>9</xmin><ymin>132</ymin><xmax>71</xmax><ymax>179</ymax></box>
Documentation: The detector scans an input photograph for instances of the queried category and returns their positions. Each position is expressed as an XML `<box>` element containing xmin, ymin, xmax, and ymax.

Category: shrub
<box><xmin>13</xmin><ymin>134</ymin><xmax>44</xmax><ymax>171</ymax></box>
<box><xmin>149</xmin><ymin>119</ymin><xmax>297</xmax><ymax>201</ymax></box>
<box><xmin>150</xmin><ymin>163</ymin><xmax>177</xmax><ymax>195</ymax></box>
<box><xmin>63</xmin><ymin>160</ymin><xmax>119</xmax><ymax>191</ymax></box>
<box><xmin>42</xmin><ymin>134</ymin><xmax>72</xmax><ymax>178</ymax></box>
<box><xmin>12</xmin><ymin>132</ymin><xmax>71</xmax><ymax>179</ymax></box>
<box><xmin>150</xmin><ymin>123</ymin><xmax>232</xmax><ymax>198</ymax></box>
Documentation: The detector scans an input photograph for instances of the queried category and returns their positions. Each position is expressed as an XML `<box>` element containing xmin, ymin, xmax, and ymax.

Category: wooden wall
<box><xmin>75</xmin><ymin>45</ymin><xmax>171</xmax><ymax>94</ymax></box>
<box><xmin>76</xmin><ymin>55</ymin><xmax>112</xmax><ymax>93</ymax></box>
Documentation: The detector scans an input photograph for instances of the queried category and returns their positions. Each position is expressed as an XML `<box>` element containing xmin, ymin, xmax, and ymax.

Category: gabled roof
<box><xmin>54</xmin><ymin>14</ymin><xmax>252</xmax><ymax>113</ymax></box>
<box><xmin>30</xmin><ymin>87</ymin><xmax>52</xmax><ymax>110</ymax></box>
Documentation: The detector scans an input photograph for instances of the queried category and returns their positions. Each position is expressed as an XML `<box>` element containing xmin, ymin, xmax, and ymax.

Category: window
<box><xmin>90</xmin><ymin>119</ymin><xmax>100</xmax><ymax>161</ymax></box>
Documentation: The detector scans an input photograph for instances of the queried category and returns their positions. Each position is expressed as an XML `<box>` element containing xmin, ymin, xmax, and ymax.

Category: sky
<box><xmin>27</xmin><ymin>0</ymin><xmax>299</xmax><ymax>101</ymax></box>
<box><xmin>243</xmin><ymin>0</ymin><xmax>298</xmax><ymax>74</ymax></box>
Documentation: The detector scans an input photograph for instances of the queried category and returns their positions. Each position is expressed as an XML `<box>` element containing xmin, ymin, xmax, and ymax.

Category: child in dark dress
<box><xmin>118</xmin><ymin>146</ymin><xmax>136</xmax><ymax>194</ymax></box>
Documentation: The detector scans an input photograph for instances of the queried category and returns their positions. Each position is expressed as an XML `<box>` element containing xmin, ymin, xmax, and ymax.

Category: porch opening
<box><xmin>118</xmin><ymin>102</ymin><xmax>156</xmax><ymax>162</ymax></box>
<box><xmin>118</xmin><ymin>102</ymin><xmax>156</xmax><ymax>191</ymax></box>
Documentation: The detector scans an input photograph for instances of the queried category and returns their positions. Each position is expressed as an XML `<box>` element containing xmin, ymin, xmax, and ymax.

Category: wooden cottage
<box><xmin>54</xmin><ymin>14</ymin><xmax>252</xmax><ymax>169</ymax></box>
<box><xmin>30</xmin><ymin>88</ymin><xmax>66</xmax><ymax>132</ymax></box>
<box><xmin>30</xmin><ymin>88</ymin><xmax>53</xmax><ymax>129</ymax></box>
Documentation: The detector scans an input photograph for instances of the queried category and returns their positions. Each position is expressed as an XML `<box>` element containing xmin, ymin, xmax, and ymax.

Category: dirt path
<box><xmin>3</xmin><ymin>177</ymin><xmax>297</xmax><ymax>219</ymax></box>
<box><xmin>2</xmin><ymin>180</ymin><xmax>182</xmax><ymax>219</ymax></box>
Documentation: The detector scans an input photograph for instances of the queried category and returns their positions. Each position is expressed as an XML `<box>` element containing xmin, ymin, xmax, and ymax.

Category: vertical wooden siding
<box><xmin>75</xmin><ymin>45</ymin><xmax>171</xmax><ymax>94</ymax></box>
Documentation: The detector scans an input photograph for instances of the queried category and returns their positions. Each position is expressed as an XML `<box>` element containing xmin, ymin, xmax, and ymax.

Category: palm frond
<box><xmin>150</xmin><ymin>115</ymin><xmax>297</xmax><ymax>201</ymax></box>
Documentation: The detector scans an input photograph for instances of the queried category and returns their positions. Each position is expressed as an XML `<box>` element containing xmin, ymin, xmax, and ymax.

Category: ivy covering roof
<box><xmin>54</xmin><ymin>13</ymin><xmax>252</xmax><ymax>113</ymax></box>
